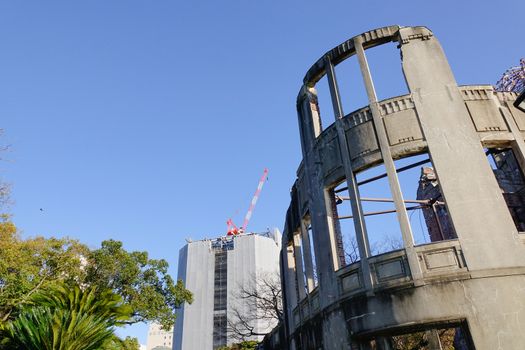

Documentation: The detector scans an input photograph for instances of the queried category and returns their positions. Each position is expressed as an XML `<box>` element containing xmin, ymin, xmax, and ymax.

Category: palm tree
<box><xmin>0</xmin><ymin>283</ymin><xmax>132</xmax><ymax>350</ymax></box>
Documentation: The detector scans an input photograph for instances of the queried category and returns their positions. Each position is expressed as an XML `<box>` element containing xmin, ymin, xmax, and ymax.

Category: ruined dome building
<box><xmin>276</xmin><ymin>25</ymin><xmax>525</xmax><ymax>349</ymax></box>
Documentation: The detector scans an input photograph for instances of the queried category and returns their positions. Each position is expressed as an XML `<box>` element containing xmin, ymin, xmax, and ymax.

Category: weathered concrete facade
<box><xmin>279</xmin><ymin>26</ymin><xmax>525</xmax><ymax>349</ymax></box>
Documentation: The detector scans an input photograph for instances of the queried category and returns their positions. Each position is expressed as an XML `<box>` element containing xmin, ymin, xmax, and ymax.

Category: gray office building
<box><xmin>173</xmin><ymin>231</ymin><xmax>281</xmax><ymax>349</ymax></box>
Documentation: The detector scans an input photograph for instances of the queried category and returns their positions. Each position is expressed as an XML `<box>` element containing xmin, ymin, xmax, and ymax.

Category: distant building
<box><xmin>416</xmin><ymin>167</ymin><xmax>455</xmax><ymax>242</ymax></box>
<box><xmin>146</xmin><ymin>323</ymin><xmax>172</xmax><ymax>350</ymax></box>
<box><xmin>173</xmin><ymin>230</ymin><xmax>281</xmax><ymax>350</ymax></box>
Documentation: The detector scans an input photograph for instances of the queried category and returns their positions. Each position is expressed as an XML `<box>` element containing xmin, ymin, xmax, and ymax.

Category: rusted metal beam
<box><xmin>338</xmin><ymin>205</ymin><xmax>424</xmax><ymax>220</ymax></box>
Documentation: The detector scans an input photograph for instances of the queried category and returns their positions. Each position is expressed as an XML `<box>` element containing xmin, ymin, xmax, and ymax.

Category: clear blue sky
<box><xmin>1</xmin><ymin>0</ymin><xmax>522</xmax><ymax>344</ymax></box>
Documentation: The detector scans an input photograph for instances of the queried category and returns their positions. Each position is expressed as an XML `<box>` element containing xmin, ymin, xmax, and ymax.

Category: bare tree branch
<box><xmin>227</xmin><ymin>271</ymin><xmax>282</xmax><ymax>342</ymax></box>
<box><xmin>344</xmin><ymin>235</ymin><xmax>404</xmax><ymax>265</ymax></box>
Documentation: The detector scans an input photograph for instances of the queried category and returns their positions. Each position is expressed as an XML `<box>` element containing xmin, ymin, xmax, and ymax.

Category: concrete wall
<box><xmin>173</xmin><ymin>240</ymin><xmax>215</xmax><ymax>350</ymax></box>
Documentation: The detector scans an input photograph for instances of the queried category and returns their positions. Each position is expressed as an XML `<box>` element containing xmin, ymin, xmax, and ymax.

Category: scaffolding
<box><xmin>212</xmin><ymin>244</ymin><xmax>228</xmax><ymax>349</ymax></box>
<box><xmin>496</xmin><ymin>58</ymin><xmax>525</xmax><ymax>93</ymax></box>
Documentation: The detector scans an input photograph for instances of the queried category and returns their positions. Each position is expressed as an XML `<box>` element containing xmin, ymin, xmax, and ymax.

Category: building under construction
<box><xmin>173</xmin><ymin>231</ymin><xmax>281</xmax><ymax>349</ymax></box>
<box><xmin>273</xmin><ymin>25</ymin><xmax>525</xmax><ymax>349</ymax></box>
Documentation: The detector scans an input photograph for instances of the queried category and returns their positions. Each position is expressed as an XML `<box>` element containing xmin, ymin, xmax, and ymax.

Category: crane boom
<box><xmin>226</xmin><ymin>168</ymin><xmax>269</xmax><ymax>236</ymax></box>
<box><xmin>241</xmin><ymin>168</ymin><xmax>269</xmax><ymax>231</ymax></box>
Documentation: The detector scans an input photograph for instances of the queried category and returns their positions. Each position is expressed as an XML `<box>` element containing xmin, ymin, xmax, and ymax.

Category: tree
<box><xmin>227</xmin><ymin>272</ymin><xmax>283</xmax><ymax>342</ymax></box>
<box><xmin>344</xmin><ymin>235</ymin><xmax>403</xmax><ymax>264</ymax></box>
<box><xmin>105</xmin><ymin>336</ymin><xmax>141</xmax><ymax>350</ymax></box>
<box><xmin>218</xmin><ymin>340</ymin><xmax>259</xmax><ymax>350</ymax></box>
<box><xmin>0</xmin><ymin>219</ymin><xmax>88</xmax><ymax>323</ymax></box>
<box><xmin>85</xmin><ymin>239</ymin><xmax>193</xmax><ymax>329</ymax></box>
<box><xmin>390</xmin><ymin>328</ymin><xmax>457</xmax><ymax>350</ymax></box>
<box><xmin>0</xmin><ymin>283</ymin><xmax>132</xmax><ymax>350</ymax></box>
<box><xmin>0</xmin><ymin>219</ymin><xmax>192</xmax><ymax>330</ymax></box>
<box><xmin>120</xmin><ymin>337</ymin><xmax>140</xmax><ymax>350</ymax></box>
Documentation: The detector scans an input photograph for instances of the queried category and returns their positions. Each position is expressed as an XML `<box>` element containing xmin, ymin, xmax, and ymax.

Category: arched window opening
<box><xmin>485</xmin><ymin>147</ymin><xmax>525</xmax><ymax>232</ymax></box>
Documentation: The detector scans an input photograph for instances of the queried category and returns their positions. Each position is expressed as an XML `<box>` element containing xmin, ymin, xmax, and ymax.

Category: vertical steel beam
<box><xmin>325</xmin><ymin>57</ymin><xmax>374</xmax><ymax>290</ymax></box>
<box><xmin>353</xmin><ymin>36</ymin><xmax>423</xmax><ymax>281</ymax></box>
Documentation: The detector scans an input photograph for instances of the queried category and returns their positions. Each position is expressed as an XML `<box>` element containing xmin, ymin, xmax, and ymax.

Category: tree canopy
<box><xmin>218</xmin><ymin>340</ymin><xmax>259</xmax><ymax>350</ymax></box>
<box><xmin>85</xmin><ymin>239</ymin><xmax>193</xmax><ymax>328</ymax></box>
<box><xmin>0</xmin><ymin>218</ymin><xmax>192</xmax><ymax>330</ymax></box>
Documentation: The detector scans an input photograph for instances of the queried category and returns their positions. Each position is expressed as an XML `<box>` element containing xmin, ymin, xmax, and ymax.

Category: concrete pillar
<box><xmin>323</xmin><ymin>189</ymin><xmax>344</xmax><ymax>271</ymax></box>
<box><xmin>354</xmin><ymin>35</ymin><xmax>423</xmax><ymax>281</ymax></box>
<box><xmin>292</xmin><ymin>233</ymin><xmax>307</xmax><ymax>301</ymax></box>
<box><xmin>297</xmin><ymin>86</ymin><xmax>341</xmax><ymax>306</ymax></box>
<box><xmin>325</xmin><ymin>57</ymin><xmax>374</xmax><ymax>290</ymax></box>
<box><xmin>299</xmin><ymin>220</ymin><xmax>316</xmax><ymax>292</ymax></box>
<box><xmin>398</xmin><ymin>26</ymin><xmax>525</xmax><ymax>270</ymax></box>
<box><xmin>297</xmin><ymin>86</ymin><xmax>322</xmax><ymax>158</ymax></box>
<box><xmin>326</xmin><ymin>188</ymin><xmax>346</xmax><ymax>268</ymax></box>
<box><xmin>283</xmin><ymin>242</ymin><xmax>299</xmax><ymax>320</ymax></box>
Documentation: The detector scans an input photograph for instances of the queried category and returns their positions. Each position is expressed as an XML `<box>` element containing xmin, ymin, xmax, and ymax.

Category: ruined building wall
<box><xmin>275</xmin><ymin>25</ymin><xmax>525</xmax><ymax>350</ymax></box>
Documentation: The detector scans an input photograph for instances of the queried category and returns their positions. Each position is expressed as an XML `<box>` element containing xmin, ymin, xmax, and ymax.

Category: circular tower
<box><xmin>279</xmin><ymin>26</ymin><xmax>525</xmax><ymax>350</ymax></box>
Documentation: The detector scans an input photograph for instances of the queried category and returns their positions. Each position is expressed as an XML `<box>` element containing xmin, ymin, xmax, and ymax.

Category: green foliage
<box><xmin>0</xmin><ymin>283</ymin><xmax>132</xmax><ymax>350</ymax></box>
<box><xmin>119</xmin><ymin>337</ymin><xmax>140</xmax><ymax>350</ymax></box>
<box><xmin>0</xmin><ymin>218</ymin><xmax>88</xmax><ymax>323</ymax></box>
<box><xmin>0</xmin><ymin>219</ymin><xmax>192</xmax><ymax>330</ymax></box>
<box><xmin>239</xmin><ymin>341</ymin><xmax>259</xmax><ymax>350</ymax></box>
<box><xmin>85</xmin><ymin>239</ymin><xmax>193</xmax><ymax>329</ymax></box>
<box><xmin>104</xmin><ymin>336</ymin><xmax>141</xmax><ymax>350</ymax></box>
<box><xmin>217</xmin><ymin>340</ymin><xmax>259</xmax><ymax>350</ymax></box>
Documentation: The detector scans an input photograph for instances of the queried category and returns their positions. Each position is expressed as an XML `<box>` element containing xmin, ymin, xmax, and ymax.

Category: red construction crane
<box><xmin>227</xmin><ymin>168</ymin><xmax>269</xmax><ymax>236</ymax></box>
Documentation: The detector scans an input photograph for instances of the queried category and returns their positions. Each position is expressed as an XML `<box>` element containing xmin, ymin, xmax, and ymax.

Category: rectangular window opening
<box><xmin>485</xmin><ymin>147</ymin><xmax>525</xmax><ymax>232</ymax></box>
<box><xmin>364</xmin><ymin>42</ymin><xmax>410</xmax><ymax>101</ymax></box>
<box><xmin>331</xmin><ymin>182</ymin><xmax>360</xmax><ymax>268</ymax></box>
<box><xmin>333</xmin><ymin>55</ymin><xmax>370</xmax><ymax>116</ymax></box>
<box><xmin>365</xmin><ymin>321</ymin><xmax>475</xmax><ymax>349</ymax></box>
<box><xmin>305</xmin><ymin>219</ymin><xmax>319</xmax><ymax>288</ymax></box>
<box><xmin>356</xmin><ymin>163</ymin><xmax>404</xmax><ymax>256</ymax></box>
<box><xmin>295</xmin><ymin>232</ymin><xmax>309</xmax><ymax>297</ymax></box>
<box><xmin>313</xmin><ymin>75</ymin><xmax>336</xmax><ymax>134</ymax></box>
<box><xmin>395</xmin><ymin>153</ymin><xmax>456</xmax><ymax>245</ymax></box>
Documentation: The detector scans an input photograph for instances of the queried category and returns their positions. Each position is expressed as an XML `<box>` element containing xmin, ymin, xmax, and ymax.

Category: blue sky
<box><xmin>1</xmin><ymin>0</ymin><xmax>522</xmax><ymax>344</ymax></box>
